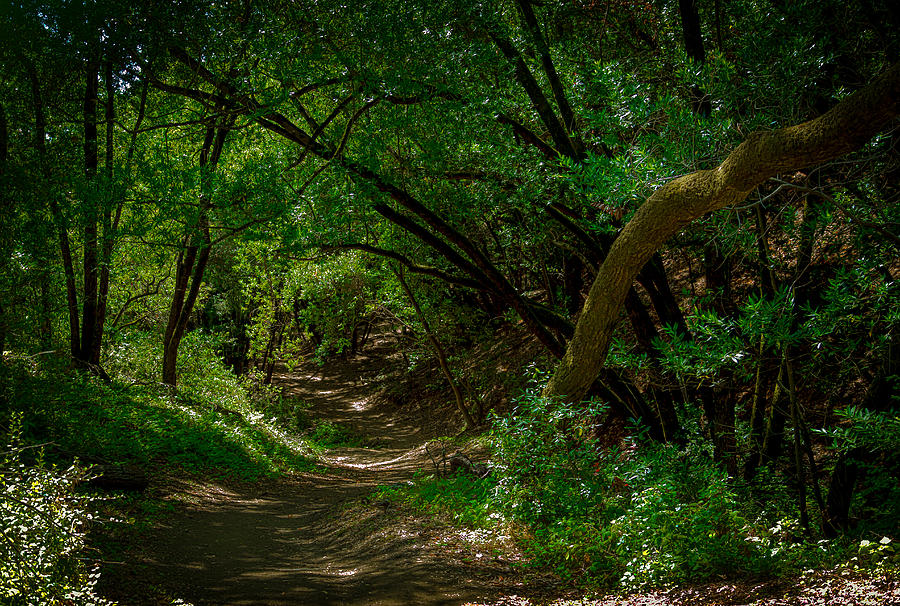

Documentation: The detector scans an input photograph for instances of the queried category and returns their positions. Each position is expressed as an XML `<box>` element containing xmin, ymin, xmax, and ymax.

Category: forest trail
<box><xmin>116</xmin><ymin>338</ymin><xmax>531</xmax><ymax>606</ymax></box>
<box><xmin>98</xmin><ymin>337</ymin><xmax>900</xmax><ymax>606</ymax></box>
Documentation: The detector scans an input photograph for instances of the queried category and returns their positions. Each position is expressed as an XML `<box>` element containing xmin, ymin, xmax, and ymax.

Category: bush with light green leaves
<box><xmin>1</xmin><ymin>414</ymin><xmax>114</xmax><ymax>606</ymax></box>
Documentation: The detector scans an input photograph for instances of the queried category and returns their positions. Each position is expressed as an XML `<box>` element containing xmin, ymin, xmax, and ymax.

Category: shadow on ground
<box><xmin>131</xmin><ymin>474</ymin><xmax>514</xmax><ymax>606</ymax></box>
<box><xmin>105</xmin><ymin>336</ymin><xmax>522</xmax><ymax>606</ymax></box>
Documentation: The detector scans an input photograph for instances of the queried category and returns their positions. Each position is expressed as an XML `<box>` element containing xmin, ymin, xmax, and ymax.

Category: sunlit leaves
<box><xmin>1</xmin><ymin>414</ymin><xmax>111</xmax><ymax>605</ymax></box>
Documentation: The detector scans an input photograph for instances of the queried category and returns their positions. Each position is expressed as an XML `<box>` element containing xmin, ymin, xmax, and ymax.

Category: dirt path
<box><xmin>112</xmin><ymin>340</ymin><xmax>531</xmax><ymax>606</ymax></box>
<box><xmin>99</xmin><ymin>339</ymin><xmax>900</xmax><ymax>606</ymax></box>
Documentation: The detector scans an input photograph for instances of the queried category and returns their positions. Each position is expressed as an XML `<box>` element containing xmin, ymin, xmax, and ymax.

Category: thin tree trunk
<box><xmin>38</xmin><ymin>277</ymin><xmax>52</xmax><ymax>348</ymax></box>
<box><xmin>514</xmin><ymin>0</ymin><xmax>580</xmax><ymax>147</ymax></box>
<box><xmin>394</xmin><ymin>266</ymin><xmax>475</xmax><ymax>429</ymax></box>
<box><xmin>162</xmin><ymin>226</ymin><xmax>212</xmax><ymax>386</ymax></box>
<box><xmin>701</xmin><ymin>239</ymin><xmax>737</xmax><ymax>474</ymax></box>
<box><xmin>638</xmin><ymin>254</ymin><xmax>690</xmax><ymax>336</ymax></box>
<box><xmin>80</xmin><ymin>60</ymin><xmax>100</xmax><ymax>365</ymax></box>
<box><xmin>486</xmin><ymin>26</ymin><xmax>581</xmax><ymax>160</ymax></box>
<box><xmin>162</xmin><ymin>119</ymin><xmax>231</xmax><ymax>386</ymax></box>
<box><xmin>784</xmin><ymin>351</ymin><xmax>809</xmax><ymax>532</ymax></box>
<box><xmin>264</xmin><ymin>322</ymin><xmax>285</xmax><ymax>385</ymax></box>
<box><xmin>25</xmin><ymin>57</ymin><xmax>80</xmax><ymax>358</ymax></box>
<box><xmin>90</xmin><ymin>61</ymin><xmax>116</xmax><ymax>366</ymax></box>
<box><xmin>0</xmin><ymin>101</ymin><xmax>6</xmax><ymax>355</ymax></box>
<box><xmin>761</xmin><ymin>355</ymin><xmax>788</xmax><ymax>465</ymax></box>
<box><xmin>744</xmin><ymin>334</ymin><xmax>771</xmax><ymax>480</ymax></box>
<box><xmin>0</xmin><ymin>99</ymin><xmax>7</xmax><ymax>165</ymax></box>
<box><xmin>714</xmin><ymin>0</ymin><xmax>725</xmax><ymax>52</ymax></box>
<box><xmin>703</xmin><ymin>385</ymin><xmax>737</xmax><ymax>475</ymax></box>
<box><xmin>745</xmin><ymin>203</ymin><xmax>779</xmax><ymax>480</ymax></box>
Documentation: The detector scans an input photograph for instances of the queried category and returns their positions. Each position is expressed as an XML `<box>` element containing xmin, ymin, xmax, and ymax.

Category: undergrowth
<box><xmin>377</xmin><ymin>388</ymin><xmax>899</xmax><ymax>592</ymax></box>
<box><xmin>274</xmin><ymin>398</ymin><xmax>370</xmax><ymax>450</ymax></box>
<box><xmin>1</xmin><ymin>414</ymin><xmax>113</xmax><ymax>605</ymax></box>
<box><xmin>0</xmin><ymin>329</ymin><xmax>327</xmax><ymax>604</ymax></box>
<box><xmin>0</xmin><ymin>330</ymin><xmax>317</xmax><ymax>482</ymax></box>
<box><xmin>378</xmin><ymin>471</ymin><xmax>495</xmax><ymax>529</ymax></box>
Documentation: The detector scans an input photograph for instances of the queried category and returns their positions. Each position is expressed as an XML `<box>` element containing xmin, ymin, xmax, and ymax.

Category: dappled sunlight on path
<box><xmin>126</xmin><ymin>337</ymin><xmax>521</xmax><ymax>606</ymax></box>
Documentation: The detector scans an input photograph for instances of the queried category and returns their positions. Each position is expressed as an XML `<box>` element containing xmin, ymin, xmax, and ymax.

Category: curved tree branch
<box><xmin>545</xmin><ymin>61</ymin><xmax>900</xmax><ymax>401</ymax></box>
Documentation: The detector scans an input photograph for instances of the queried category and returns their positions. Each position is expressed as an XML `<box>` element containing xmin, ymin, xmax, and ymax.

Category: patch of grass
<box><xmin>305</xmin><ymin>419</ymin><xmax>368</xmax><ymax>450</ymax></box>
<box><xmin>377</xmin><ymin>471</ymin><xmax>496</xmax><ymax>529</ymax></box>
<box><xmin>0</xmin><ymin>333</ymin><xmax>317</xmax><ymax>481</ymax></box>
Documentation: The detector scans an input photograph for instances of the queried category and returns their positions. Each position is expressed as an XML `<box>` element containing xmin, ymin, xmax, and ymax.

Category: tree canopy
<box><xmin>2</xmin><ymin>0</ymin><xmax>900</xmax><ymax>599</ymax></box>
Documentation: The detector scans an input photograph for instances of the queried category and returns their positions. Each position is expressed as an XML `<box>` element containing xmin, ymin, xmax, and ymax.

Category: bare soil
<box><xmin>98</xmin><ymin>337</ymin><xmax>548</xmax><ymax>606</ymax></box>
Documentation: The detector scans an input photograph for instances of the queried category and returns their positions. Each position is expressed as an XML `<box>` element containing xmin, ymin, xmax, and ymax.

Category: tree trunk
<box><xmin>162</xmin><ymin>227</ymin><xmax>213</xmax><ymax>386</ymax></box>
<box><xmin>162</xmin><ymin>120</ymin><xmax>231</xmax><ymax>386</ymax></box>
<box><xmin>678</xmin><ymin>0</ymin><xmax>712</xmax><ymax>115</ymax></box>
<box><xmin>162</xmin><ymin>242</ymin><xmax>198</xmax><ymax>385</ymax></box>
<box><xmin>761</xmin><ymin>355</ymin><xmax>788</xmax><ymax>464</ymax></box>
<box><xmin>264</xmin><ymin>322</ymin><xmax>285</xmax><ymax>385</ymax></box>
<box><xmin>80</xmin><ymin>60</ymin><xmax>100</xmax><ymax>366</ymax></box>
<box><xmin>714</xmin><ymin>0</ymin><xmax>725</xmax><ymax>52</ymax></box>
<box><xmin>544</xmin><ymin>61</ymin><xmax>900</xmax><ymax>403</ymax></box>
<box><xmin>25</xmin><ymin>57</ymin><xmax>81</xmax><ymax>359</ymax></box>
<box><xmin>637</xmin><ymin>253</ymin><xmax>690</xmax><ymax>337</ymax></box>
<box><xmin>701</xmin><ymin>240</ymin><xmax>737</xmax><ymax>473</ymax></box>
<box><xmin>90</xmin><ymin>61</ymin><xmax>118</xmax><ymax>366</ymax></box>
<box><xmin>744</xmin><ymin>203</ymin><xmax>779</xmax><ymax>480</ymax></box>
<box><xmin>514</xmin><ymin>0</ymin><xmax>580</xmax><ymax>151</ymax></box>
<box><xmin>823</xmin><ymin>449</ymin><xmax>860</xmax><ymax>537</ymax></box>
<box><xmin>823</xmin><ymin>337</ymin><xmax>900</xmax><ymax>535</ymax></box>
<box><xmin>0</xmin><ymin>99</ymin><xmax>6</xmax><ymax>165</ymax></box>
<box><xmin>744</xmin><ymin>335</ymin><xmax>774</xmax><ymax>481</ymax></box>
<box><xmin>0</xmin><ymin>101</ymin><xmax>6</xmax><ymax>355</ymax></box>
<box><xmin>394</xmin><ymin>266</ymin><xmax>475</xmax><ymax>429</ymax></box>
<box><xmin>563</xmin><ymin>253</ymin><xmax>584</xmax><ymax>315</ymax></box>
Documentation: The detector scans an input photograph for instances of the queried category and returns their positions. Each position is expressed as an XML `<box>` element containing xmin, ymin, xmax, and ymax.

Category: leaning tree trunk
<box><xmin>394</xmin><ymin>266</ymin><xmax>476</xmax><ymax>429</ymax></box>
<box><xmin>544</xmin><ymin>61</ymin><xmax>900</xmax><ymax>403</ymax></box>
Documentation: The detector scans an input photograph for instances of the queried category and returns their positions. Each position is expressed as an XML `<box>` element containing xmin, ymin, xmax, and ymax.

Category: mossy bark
<box><xmin>544</xmin><ymin>61</ymin><xmax>900</xmax><ymax>402</ymax></box>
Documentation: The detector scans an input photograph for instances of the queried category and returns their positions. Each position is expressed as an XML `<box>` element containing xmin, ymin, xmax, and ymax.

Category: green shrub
<box><xmin>0</xmin><ymin>414</ymin><xmax>113</xmax><ymax>606</ymax></box>
<box><xmin>489</xmin><ymin>388</ymin><xmax>606</xmax><ymax>525</ymax></box>
<box><xmin>378</xmin><ymin>471</ymin><xmax>494</xmax><ymax>529</ymax></box>
<box><xmin>305</xmin><ymin>419</ymin><xmax>365</xmax><ymax>450</ymax></box>
<box><xmin>487</xmin><ymin>390</ymin><xmax>852</xmax><ymax>590</ymax></box>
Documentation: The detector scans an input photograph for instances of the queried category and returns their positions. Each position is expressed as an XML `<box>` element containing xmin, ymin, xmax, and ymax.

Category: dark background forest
<box><xmin>1</xmin><ymin>0</ymin><xmax>899</xmax><ymax>603</ymax></box>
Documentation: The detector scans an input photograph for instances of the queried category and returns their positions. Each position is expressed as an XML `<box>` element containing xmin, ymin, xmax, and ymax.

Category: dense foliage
<box><xmin>1</xmin><ymin>415</ymin><xmax>111</xmax><ymax>605</ymax></box>
<box><xmin>1</xmin><ymin>0</ymin><xmax>899</xmax><ymax>599</ymax></box>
